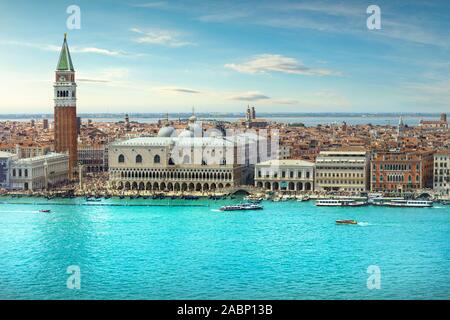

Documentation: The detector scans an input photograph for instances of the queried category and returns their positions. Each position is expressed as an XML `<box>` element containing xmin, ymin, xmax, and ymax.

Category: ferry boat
<box><xmin>374</xmin><ymin>199</ymin><xmax>433</xmax><ymax>208</ymax></box>
<box><xmin>220</xmin><ymin>203</ymin><xmax>263</xmax><ymax>211</ymax></box>
<box><xmin>336</xmin><ymin>219</ymin><xmax>357</xmax><ymax>225</ymax></box>
<box><xmin>316</xmin><ymin>199</ymin><xmax>368</xmax><ymax>207</ymax></box>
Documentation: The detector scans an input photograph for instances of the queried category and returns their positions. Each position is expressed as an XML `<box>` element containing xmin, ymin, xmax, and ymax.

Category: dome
<box><xmin>178</xmin><ymin>128</ymin><xmax>194</xmax><ymax>138</ymax></box>
<box><xmin>188</xmin><ymin>122</ymin><xmax>202</xmax><ymax>135</ymax></box>
<box><xmin>157</xmin><ymin>126</ymin><xmax>175</xmax><ymax>137</ymax></box>
<box><xmin>189</xmin><ymin>115</ymin><xmax>197</xmax><ymax>122</ymax></box>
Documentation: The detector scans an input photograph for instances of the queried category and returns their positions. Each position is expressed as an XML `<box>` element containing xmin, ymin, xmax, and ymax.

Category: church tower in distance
<box><xmin>54</xmin><ymin>33</ymin><xmax>78</xmax><ymax>178</ymax></box>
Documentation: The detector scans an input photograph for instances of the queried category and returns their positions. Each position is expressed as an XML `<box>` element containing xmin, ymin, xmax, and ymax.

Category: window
<box><xmin>136</xmin><ymin>154</ymin><xmax>142</xmax><ymax>163</ymax></box>
<box><xmin>118</xmin><ymin>154</ymin><xmax>125</xmax><ymax>163</ymax></box>
<box><xmin>154</xmin><ymin>155</ymin><xmax>161</xmax><ymax>164</ymax></box>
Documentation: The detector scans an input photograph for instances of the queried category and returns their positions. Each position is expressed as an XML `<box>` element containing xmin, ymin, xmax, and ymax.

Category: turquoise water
<box><xmin>0</xmin><ymin>197</ymin><xmax>449</xmax><ymax>300</ymax></box>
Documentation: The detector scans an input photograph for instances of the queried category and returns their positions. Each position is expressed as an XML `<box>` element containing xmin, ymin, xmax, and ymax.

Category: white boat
<box><xmin>220</xmin><ymin>203</ymin><xmax>264</xmax><ymax>211</ymax></box>
<box><xmin>316</xmin><ymin>199</ymin><xmax>368</xmax><ymax>207</ymax></box>
<box><xmin>377</xmin><ymin>199</ymin><xmax>433</xmax><ymax>208</ymax></box>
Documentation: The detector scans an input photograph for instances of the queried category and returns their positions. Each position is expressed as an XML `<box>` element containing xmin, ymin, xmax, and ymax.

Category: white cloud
<box><xmin>131</xmin><ymin>28</ymin><xmax>193</xmax><ymax>47</ymax></box>
<box><xmin>132</xmin><ymin>1</ymin><xmax>168</xmax><ymax>9</ymax></box>
<box><xmin>275</xmin><ymin>2</ymin><xmax>362</xmax><ymax>18</ymax></box>
<box><xmin>72</xmin><ymin>47</ymin><xmax>123</xmax><ymax>56</ymax></box>
<box><xmin>225</xmin><ymin>54</ymin><xmax>340</xmax><ymax>76</ymax></box>
<box><xmin>197</xmin><ymin>11</ymin><xmax>249</xmax><ymax>23</ymax></box>
<box><xmin>0</xmin><ymin>40</ymin><xmax>127</xmax><ymax>56</ymax></box>
<box><xmin>228</xmin><ymin>91</ymin><xmax>271</xmax><ymax>101</ymax></box>
<box><xmin>78</xmin><ymin>68</ymin><xmax>130</xmax><ymax>84</ymax></box>
<box><xmin>152</xmin><ymin>86</ymin><xmax>201</xmax><ymax>94</ymax></box>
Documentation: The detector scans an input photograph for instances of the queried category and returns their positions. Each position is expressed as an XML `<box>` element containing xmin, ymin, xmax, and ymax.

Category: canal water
<box><xmin>0</xmin><ymin>197</ymin><xmax>449</xmax><ymax>299</ymax></box>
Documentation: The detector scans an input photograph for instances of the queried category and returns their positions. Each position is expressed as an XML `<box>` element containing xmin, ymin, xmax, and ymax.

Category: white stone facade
<box><xmin>10</xmin><ymin>153</ymin><xmax>69</xmax><ymax>191</ymax></box>
<box><xmin>314</xmin><ymin>150</ymin><xmax>369</xmax><ymax>193</ymax></box>
<box><xmin>108</xmin><ymin>137</ymin><xmax>251</xmax><ymax>192</ymax></box>
<box><xmin>254</xmin><ymin>159</ymin><xmax>314</xmax><ymax>192</ymax></box>
<box><xmin>0</xmin><ymin>152</ymin><xmax>16</xmax><ymax>189</ymax></box>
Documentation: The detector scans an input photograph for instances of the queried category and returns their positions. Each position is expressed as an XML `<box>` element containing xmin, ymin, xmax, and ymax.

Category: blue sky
<box><xmin>0</xmin><ymin>0</ymin><xmax>449</xmax><ymax>113</ymax></box>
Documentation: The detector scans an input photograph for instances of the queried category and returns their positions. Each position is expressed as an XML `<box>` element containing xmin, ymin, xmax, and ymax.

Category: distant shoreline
<box><xmin>0</xmin><ymin>112</ymin><xmax>443</xmax><ymax>120</ymax></box>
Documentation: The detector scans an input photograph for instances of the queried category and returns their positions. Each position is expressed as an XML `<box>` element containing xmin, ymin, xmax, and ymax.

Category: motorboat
<box><xmin>336</xmin><ymin>220</ymin><xmax>357</xmax><ymax>225</ymax></box>
<box><xmin>220</xmin><ymin>203</ymin><xmax>263</xmax><ymax>211</ymax></box>
<box><xmin>39</xmin><ymin>209</ymin><xmax>51</xmax><ymax>213</ymax></box>
<box><xmin>316</xmin><ymin>199</ymin><xmax>368</xmax><ymax>207</ymax></box>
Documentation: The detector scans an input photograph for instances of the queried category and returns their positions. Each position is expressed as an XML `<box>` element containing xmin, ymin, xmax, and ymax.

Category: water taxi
<box><xmin>336</xmin><ymin>220</ymin><xmax>357</xmax><ymax>225</ymax></box>
<box><xmin>316</xmin><ymin>199</ymin><xmax>368</xmax><ymax>207</ymax></box>
<box><xmin>220</xmin><ymin>203</ymin><xmax>263</xmax><ymax>211</ymax></box>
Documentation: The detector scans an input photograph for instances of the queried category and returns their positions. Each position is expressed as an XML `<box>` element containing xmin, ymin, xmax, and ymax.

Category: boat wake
<box><xmin>357</xmin><ymin>222</ymin><xmax>370</xmax><ymax>226</ymax></box>
<box><xmin>210</xmin><ymin>209</ymin><xmax>221</xmax><ymax>212</ymax></box>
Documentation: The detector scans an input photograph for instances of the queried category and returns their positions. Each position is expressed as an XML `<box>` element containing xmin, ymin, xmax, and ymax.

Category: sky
<box><xmin>0</xmin><ymin>0</ymin><xmax>449</xmax><ymax>114</ymax></box>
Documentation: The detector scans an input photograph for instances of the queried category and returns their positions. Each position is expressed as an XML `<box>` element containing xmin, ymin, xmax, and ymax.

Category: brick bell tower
<box><xmin>54</xmin><ymin>33</ymin><xmax>78</xmax><ymax>179</ymax></box>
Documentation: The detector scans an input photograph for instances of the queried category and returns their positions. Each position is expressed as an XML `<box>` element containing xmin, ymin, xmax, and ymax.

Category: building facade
<box><xmin>277</xmin><ymin>145</ymin><xmax>291</xmax><ymax>160</ymax></box>
<box><xmin>314</xmin><ymin>150</ymin><xmax>369</xmax><ymax>193</ymax></box>
<box><xmin>434</xmin><ymin>150</ymin><xmax>450</xmax><ymax>196</ymax></box>
<box><xmin>370</xmin><ymin>150</ymin><xmax>434</xmax><ymax>193</ymax></box>
<box><xmin>255</xmin><ymin>159</ymin><xmax>314</xmax><ymax>192</ymax></box>
<box><xmin>0</xmin><ymin>143</ymin><xmax>52</xmax><ymax>159</ymax></box>
<box><xmin>109</xmin><ymin>138</ymin><xmax>250</xmax><ymax>192</ymax></box>
<box><xmin>78</xmin><ymin>143</ymin><xmax>108</xmax><ymax>172</ymax></box>
<box><xmin>54</xmin><ymin>34</ymin><xmax>78</xmax><ymax>178</ymax></box>
<box><xmin>108</xmin><ymin>116</ymin><xmax>257</xmax><ymax>192</ymax></box>
<box><xmin>9</xmin><ymin>153</ymin><xmax>69</xmax><ymax>191</ymax></box>
<box><xmin>419</xmin><ymin>113</ymin><xmax>449</xmax><ymax>129</ymax></box>
<box><xmin>0</xmin><ymin>152</ymin><xmax>16</xmax><ymax>189</ymax></box>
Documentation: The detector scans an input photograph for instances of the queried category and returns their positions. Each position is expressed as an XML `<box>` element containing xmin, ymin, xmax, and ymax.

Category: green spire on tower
<box><xmin>57</xmin><ymin>33</ymin><xmax>74</xmax><ymax>71</ymax></box>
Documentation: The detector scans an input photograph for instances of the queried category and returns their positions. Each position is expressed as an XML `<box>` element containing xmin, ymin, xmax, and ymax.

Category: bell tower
<box><xmin>54</xmin><ymin>33</ymin><xmax>78</xmax><ymax>178</ymax></box>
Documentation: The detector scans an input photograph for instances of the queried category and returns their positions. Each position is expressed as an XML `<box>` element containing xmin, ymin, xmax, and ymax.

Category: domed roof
<box><xmin>188</xmin><ymin>122</ymin><xmax>202</xmax><ymax>134</ymax></box>
<box><xmin>157</xmin><ymin>126</ymin><xmax>175</xmax><ymax>137</ymax></box>
<box><xmin>178</xmin><ymin>128</ymin><xmax>194</xmax><ymax>138</ymax></box>
<box><xmin>189</xmin><ymin>115</ymin><xmax>197</xmax><ymax>122</ymax></box>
